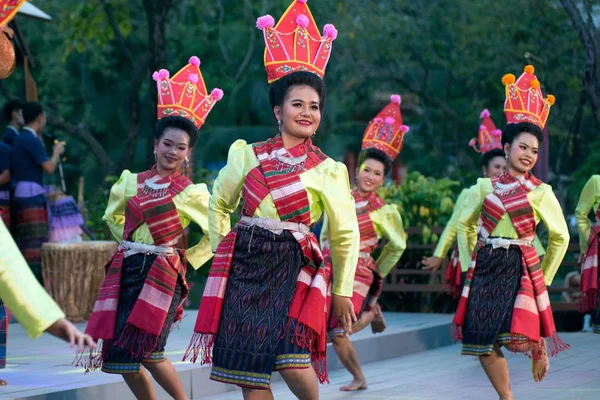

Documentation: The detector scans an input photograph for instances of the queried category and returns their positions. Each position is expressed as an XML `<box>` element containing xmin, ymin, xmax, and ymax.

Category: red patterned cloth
<box><xmin>81</xmin><ymin>167</ymin><xmax>190</xmax><ymax>369</ymax></box>
<box><xmin>444</xmin><ymin>247</ymin><xmax>463</xmax><ymax>299</ymax></box>
<box><xmin>579</xmin><ymin>207</ymin><xmax>600</xmax><ymax>313</ymax></box>
<box><xmin>325</xmin><ymin>191</ymin><xmax>385</xmax><ymax>331</ymax></box>
<box><xmin>185</xmin><ymin>135</ymin><xmax>332</xmax><ymax>382</ymax></box>
<box><xmin>454</xmin><ymin>172</ymin><xmax>568</xmax><ymax>356</ymax></box>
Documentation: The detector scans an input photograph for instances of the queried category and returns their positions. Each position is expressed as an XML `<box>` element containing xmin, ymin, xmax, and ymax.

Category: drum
<box><xmin>41</xmin><ymin>241</ymin><xmax>118</xmax><ymax>322</ymax></box>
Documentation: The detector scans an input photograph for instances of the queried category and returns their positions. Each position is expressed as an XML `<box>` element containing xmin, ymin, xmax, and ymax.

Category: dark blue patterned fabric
<box><xmin>462</xmin><ymin>244</ymin><xmax>524</xmax><ymax>355</ymax></box>
<box><xmin>0</xmin><ymin>299</ymin><xmax>6</xmax><ymax>368</ymax></box>
<box><xmin>211</xmin><ymin>225</ymin><xmax>310</xmax><ymax>389</ymax></box>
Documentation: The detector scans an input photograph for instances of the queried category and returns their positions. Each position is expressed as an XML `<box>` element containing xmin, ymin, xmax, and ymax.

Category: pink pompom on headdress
<box><xmin>211</xmin><ymin>88</ymin><xmax>224</xmax><ymax>101</ymax></box>
<box><xmin>296</xmin><ymin>0</ymin><xmax>308</xmax><ymax>3</ymax></box>
<box><xmin>390</xmin><ymin>94</ymin><xmax>401</xmax><ymax>104</ymax></box>
<box><xmin>480</xmin><ymin>109</ymin><xmax>490</xmax><ymax>119</ymax></box>
<box><xmin>373</xmin><ymin>117</ymin><xmax>383</xmax><ymax>124</ymax></box>
<box><xmin>491</xmin><ymin>129</ymin><xmax>502</xmax><ymax>137</ymax></box>
<box><xmin>296</xmin><ymin>14</ymin><xmax>309</xmax><ymax>28</ymax></box>
<box><xmin>189</xmin><ymin>56</ymin><xmax>200</xmax><ymax>67</ymax></box>
<box><xmin>400</xmin><ymin>125</ymin><xmax>410</xmax><ymax>133</ymax></box>
<box><xmin>323</xmin><ymin>24</ymin><xmax>338</xmax><ymax>40</ymax></box>
<box><xmin>152</xmin><ymin>69</ymin><xmax>170</xmax><ymax>81</ymax></box>
<box><xmin>256</xmin><ymin>15</ymin><xmax>275</xmax><ymax>30</ymax></box>
<box><xmin>384</xmin><ymin>117</ymin><xmax>395</xmax><ymax>125</ymax></box>
<box><xmin>188</xmin><ymin>74</ymin><xmax>199</xmax><ymax>84</ymax></box>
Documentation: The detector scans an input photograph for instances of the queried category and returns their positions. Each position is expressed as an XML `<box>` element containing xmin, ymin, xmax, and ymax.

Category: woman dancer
<box><xmin>575</xmin><ymin>174</ymin><xmax>600</xmax><ymax>333</ymax></box>
<box><xmin>321</xmin><ymin>94</ymin><xmax>408</xmax><ymax>391</ymax></box>
<box><xmin>185</xmin><ymin>1</ymin><xmax>358</xmax><ymax>398</ymax></box>
<box><xmin>454</xmin><ymin>66</ymin><xmax>569</xmax><ymax>400</ymax></box>
<box><xmin>82</xmin><ymin>56</ymin><xmax>222</xmax><ymax>400</ymax></box>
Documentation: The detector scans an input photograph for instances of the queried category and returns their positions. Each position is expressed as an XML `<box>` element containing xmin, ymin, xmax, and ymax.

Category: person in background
<box><xmin>422</xmin><ymin>109</ymin><xmax>508</xmax><ymax>295</ymax></box>
<box><xmin>11</xmin><ymin>102</ymin><xmax>64</xmax><ymax>283</ymax></box>
<box><xmin>321</xmin><ymin>94</ymin><xmax>408</xmax><ymax>392</ymax></box>
<box><xmin>2</xmin><ymin>99</ymin><xmax>23</xmax><ymax>147</ymax></box>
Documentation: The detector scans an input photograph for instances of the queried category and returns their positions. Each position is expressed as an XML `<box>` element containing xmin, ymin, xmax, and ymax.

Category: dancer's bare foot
<box><xmin>340</xmin><ymin>378</ymin><xmax>368</xmax><ymax>391</ymax></box>
<box><xmin>532</xmin><ymin>339</ymin><xmax>549</xmax><ymax>382</ymax></box>
<box><xmin>0</xmin><ymin>378</ymin><xmax>7</xmax><ymax>386</ymax></box>
<box><xmin>371</xmin><ymin>304</ymin><xmax>386</xmax><ymax>334</ymax></box>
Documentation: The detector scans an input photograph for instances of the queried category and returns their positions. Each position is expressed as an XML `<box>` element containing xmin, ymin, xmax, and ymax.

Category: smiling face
<box><xmin>482</xmin><ymin>155</ymin><xmax>507</xmax><ymax>178</ymax></box>
<box><xmin>356</xmin><ymin>158</ymin><xmax>386</xmax><ymax>194</ymax></box>
<box><xmin>154</xmin><ymin>127</ymin><xmax>191</xmax><ymax>175</ymax></box>
<box><xmin>274</xmin><ymin>85</ymin><xmax>321</xmax><ymax>141</ymax></box>
<box><xmin>504</xmin><ymin>131</ymin><xmax>539</xmax><ymax>175</ymax></box>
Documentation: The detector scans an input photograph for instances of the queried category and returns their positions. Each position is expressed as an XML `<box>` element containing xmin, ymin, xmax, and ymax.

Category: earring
<box><xmin>153</xmin><ymin>150</ymin><xmax>157</xmax><ymax>161</ymax></box>
<box><xmin>312</xmin><ymin>132</ymin><xmax>316</xmax><ymax>138</ymax></box>
<box><xmin>277</xmin><ymin>119</ymin><xmax>282</xmax><ymax>133</ymax></box>
<box><xmin>185</xmin><ymin>157</ymin><xmax>190</xmax><ymax>168</ymax></box>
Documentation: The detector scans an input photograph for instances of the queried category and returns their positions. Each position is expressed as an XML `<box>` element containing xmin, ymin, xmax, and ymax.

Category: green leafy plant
<box><xmin>378</xmin><ymin>172</ymin><xmax>460</xmax><ymax>244</ymax></box>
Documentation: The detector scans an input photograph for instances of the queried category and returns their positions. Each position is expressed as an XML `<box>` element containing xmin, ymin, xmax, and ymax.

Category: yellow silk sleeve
<box><xmin>320</xmin><ymin>161</ymin><xmax>359</xmax><ymax>297</ymax></box>
<box><xmin>575</xmin><ymin>176</ymin><xmax>598</xmax><ymax>254</ymax></box>
<box><xmin>0</xmin><ymin>220</ymin><xmax>65</xmax><ymax>338</ymax></box>
<box><xmin>179</xmin><ymin>183</ymin><xmax>213</xmax><ymax>269</ymax></box>
<box><xmin>457</xmin><ymin>180</ymin><xmax>487</xmax><ymax>269</ymax></box>
<box><xmin>374</xmin><ymin>204</ymin><xmax>406</xmax><ymax>277</ymax></box>
<box><xmin>208</xmin><ymin>140</ymin><xmax>248</xmax><ymax>251</ymax></box>
<box><xmin>319</xmin><ymin>211</ymin><xmax>329</xmax><ymax>247</ymax></box>
<box><xmin>102</xmin><ymin>170</ymin><xmax>136</xmax><ymax>242</ymax></box>
<box><xmin>537</xmin><ymin>185</ymin><xmax>570</xmax><ymax>285</ymax></box>
<box><xmin>433</xmin><ymin>189</ymin><xmax>468</xmax><ymax>258</ymax></box>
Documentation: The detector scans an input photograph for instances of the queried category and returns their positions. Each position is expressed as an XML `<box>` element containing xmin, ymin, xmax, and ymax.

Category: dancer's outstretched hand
<box><xmin>332</xmin><ymin>294</ymin><xmax>357</xmax><ymax>335</ymax></box>
<box><xmin>46</xmin><ymin>318</ymin><xmax>97</xmax><ymax>352</ymax></box>
<box><xmin>421</xmin><ymin>256</ymin><xmax>443</xmax><ymax>272</ymax></box>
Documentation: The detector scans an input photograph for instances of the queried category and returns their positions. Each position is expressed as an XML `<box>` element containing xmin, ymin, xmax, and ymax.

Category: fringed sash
<box><xmin>185</xmin><ymin>135</ymin><xmax>332</xmax><ymax>383</ymax></box>
<box><xmin>78</xmin><ymin>167</ymin><xmax>191</xmax><ymax>370</ymax></box>
<box><xmin>444</xmin><ymin>247</ymin><xmax>463</xmax><ymax>299</ymax></box>
<box><xmin>579</xmin><ymin>207</ymin><xmax>600</xmax><ymax>312</ymax></box>
<box><xmin>453</xmin><ymin>172</ymin><xmax>569</xmax><ymax>356</ymax></box>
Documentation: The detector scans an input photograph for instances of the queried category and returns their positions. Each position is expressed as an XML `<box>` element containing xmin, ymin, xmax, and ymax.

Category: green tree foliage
<box><xmin>1</xmin><ymin>0</ymin><xmax>598</xmax><ymax>211</ymax></box>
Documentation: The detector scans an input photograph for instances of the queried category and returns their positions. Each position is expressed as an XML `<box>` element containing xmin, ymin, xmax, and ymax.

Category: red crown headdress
<box><xmin>469</xmin><ymin>109</ymin><xmax>502</xmax><ymax>153</ymax></box>
<box><xmin>361</xmin><ymin>94</ymin><xmax>410</xmax><ymax>161</ymax></box>
<box><xmin>0</xmin><ymin>0</ymin><xmax>25</xmax><ymax>29</ymax></box>
<box><xmin>256</xmin><ymin>0</ymin><xmax>338</xmax><ymax>83</ymax></box>
<box><xmin>502</xmin><ymin>65</ymin><xmax>555</xmax><ymax>130</ymax></box>
<box><xmin>152</xmin><ymin>56</ymin><xmax>223</xmax><ymax>129</ymax></box>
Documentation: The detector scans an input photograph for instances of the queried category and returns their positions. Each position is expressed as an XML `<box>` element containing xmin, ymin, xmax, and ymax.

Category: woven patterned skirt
<box><xmin>211</xmin><ymin>225</ymin><xmax>310</xmax><ymax>390</ymax></box>
<box><xmin>0</xmin><ymin>299</ymin><xmax>6</xmax><ymax>369</ymax></box>
<box><xmin>101</xmin><ymin>253</ymin><xmax>183</xmax><ymax>374</ymax></box>
<box><xmin>461</xmin><ymin>244</ymin><xmax>528</xmax><ymax>356</ymax></box>
<box><xmin>13</xmin><ymin>195</ymin><xmax>48</xmax><ymax>284</ymax></box>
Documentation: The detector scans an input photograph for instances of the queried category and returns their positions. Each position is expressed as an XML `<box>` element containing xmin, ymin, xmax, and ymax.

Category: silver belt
<box><xmin>239</xmin><ymin>216</ymin><xmax>310</xmax><ymax>235</ymax></box>
<box><xmin>485</xmin><ymin>237</ymin><xmax>532</xmax><ymax>250</ymax></box>
<box><xmin>121</xmin><ymin>240</ymin><xmax>175</xmax><ymax>258</ymax></box>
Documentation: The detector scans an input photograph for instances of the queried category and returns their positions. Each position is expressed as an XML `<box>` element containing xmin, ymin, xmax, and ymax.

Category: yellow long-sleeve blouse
<box><xmin>458</xmin><ymin>177</ymin><xmax>569</xmax><ymax>285</ymax></box>
<box><xmin>0</xmin><ymin>220</ymin><xmax>65</xmax><ymax>338</ymax></box>
<box><xmin>575</xmin><ymin>175</ymin><xmax>600</xmax><ymax>254</ymax></box>
<box><xmin>209</xmin><ymin>139</ymin><xmax>359</xmax><ymax>297</ymax></box>
<box><xmin>433</xmin><ymin>189</ymin><xmax>469</xmax><ymax>258</ymax></box>
<box><xmin>320</xmin><ymin>203</ymin><xmax>406</xmax><ymax>278</ymax></box>
<box><xmin>103</xmin><ymin>170</ymin><xmax>213</xmax><ymax>269</ymax></box>
<box><xmin>435</xmin><ymin>188</ymin><xmax>546</xmax><ymax>272</ymax></box>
